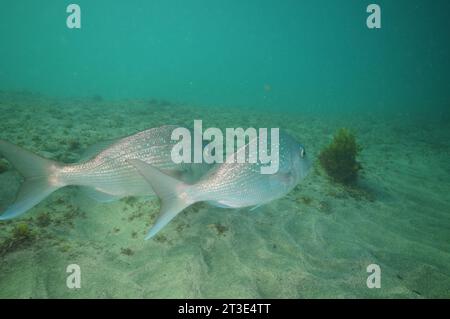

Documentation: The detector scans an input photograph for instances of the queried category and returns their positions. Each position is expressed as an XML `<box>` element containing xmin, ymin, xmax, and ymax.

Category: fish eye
<box><xmin>300</xmin><ymin>148</ymin><xmax>306</xmax><ymax>158</ymax></box>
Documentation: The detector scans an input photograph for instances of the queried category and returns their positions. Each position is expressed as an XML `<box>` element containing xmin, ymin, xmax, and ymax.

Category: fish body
<box><xmin>0</xmin><ymin>125</ymin><xmax>208</xmax><ymax>220</ymax></box>
<box><xmin>192</xmin><ymin>132</ymin><xmax>309</xmax><ymax>207</ymax></box>
<box><xmin>58</xmin><ymin>125</ymin><xmax>201</xmax><ymax>197</ymax></box>
<box><xmin>130</xmin><ymin>131</ymin><xmax>311</xmax><ymax>239</ymax></box>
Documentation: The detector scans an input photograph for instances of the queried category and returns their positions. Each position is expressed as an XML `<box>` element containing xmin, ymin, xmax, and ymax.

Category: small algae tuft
<box><xmin>128</xmin><ymin>210</ymin><xmax>144</xmax><ymax>222</ymax></box>
<box><xmin>319</xmin><ymin>128</ymin><xmax>362</xmax><ymax>185</ymax></box>
<box><xmin>0</xmin><ymin>158</ymin><xmax>10</xmax><ymax>174</ymax></box>
<box><xmin>12</xmin><ymin>223</ymin><xmax>34</xmax><ymax>240</ymax></box>
<box><xmin>208</xmin><ymin>223</ymin><xmax>229</xmax><ymax>236</ymax></box>
<box><xmin>123</xmin><ymin>196</ymin><xmax>138</xmax><ymax>206</ymax></box>
<box><xmin>298</xmin><ymin>195</ymin><xmax>313</xmax><ymax>205</ymax></box>
<box><xmin>67</xmin><ymin>139</ymin><xmax>81</xmax><ymax>151</ymax></box>
<box><xmin>59</xmin><ymin>243</ymin><xmax>72</xmax><ymax>253</ymax></box>
<box><xmin>120</xmin><ymin>247</ymin><xmax>134</xmax><ymax>256</ymax></box>
<box><xmin>154</xmin><ymin>234</ymin><xmax>168</xmax><ymax>243</ymax></box>
<box><xmin>36</xmin><ymin>212</ymin><xmax>52</xmax><ymax>227</ymax></box>
<box><xmin>0</xmin><ymin>223</ymin><xmax>35</xmax><ymax>256</ymax></box>
<box><xmin>318</xmin><ymin>201</ymin><xmax>332</xmax><ymax>214</ymax></box>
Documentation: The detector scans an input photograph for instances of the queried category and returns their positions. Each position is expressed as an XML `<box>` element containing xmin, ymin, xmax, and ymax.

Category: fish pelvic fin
<box><xmin>0</xmin><ymin>140</ymin><xmax>62</xmax><ymax>220</ymax></box>
<box><xmin>128</xmin><ymin>159</ymin><xmax>195</xmax><ymax>240</ymax></box>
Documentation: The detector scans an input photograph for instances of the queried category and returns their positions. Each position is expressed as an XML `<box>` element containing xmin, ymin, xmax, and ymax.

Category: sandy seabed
<box><xmin>0</xmin><ymin>91</ymin><xmax>449</xmax><ymax>298</ymax></box>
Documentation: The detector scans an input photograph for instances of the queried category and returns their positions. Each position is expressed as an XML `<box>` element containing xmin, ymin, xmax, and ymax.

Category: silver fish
<box><xmin>129</xmin><ymin>131</ymin><xmax>311</xmax><ymax>239</ymax></box>
<box><xmin>0</xmin><ymin>125</ymin><xmax>208</xmax><ymax>221</ymax></box>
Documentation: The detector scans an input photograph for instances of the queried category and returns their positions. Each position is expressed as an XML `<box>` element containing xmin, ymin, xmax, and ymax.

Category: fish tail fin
<box><xmin>128</xmin><ymin>159</ymin><xmax>195</xmax><ymax>239</ymax></box>
<box><xmin>0</xmin><ymin>140</ymin><xmax>63</xmax><ymax>220</ymax></box>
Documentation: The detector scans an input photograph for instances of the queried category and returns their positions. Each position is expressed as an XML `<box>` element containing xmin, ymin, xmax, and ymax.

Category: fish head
<box><xmin>279</xmin><ymin>133</ymin><xmax>311</xmax><ymax>185</ymax></box>
<box><xmin>294</xmin><ymin>143</ymin><xmax>312</xmax><ymax>180</ymax></box>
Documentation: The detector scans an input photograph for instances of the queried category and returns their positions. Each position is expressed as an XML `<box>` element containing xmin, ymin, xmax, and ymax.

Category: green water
<box><xmin>1</xmin><ymin>0</ymin><xmax>449</xmax><ymax>113</ymax></box>
<box><xmin>0</xmin><ymin>1</ymin><xmax>449</xmax><ymax>298</ymax></box>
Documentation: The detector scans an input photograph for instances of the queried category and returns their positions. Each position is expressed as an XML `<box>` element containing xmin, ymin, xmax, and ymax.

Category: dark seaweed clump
<box><xmin>36</xmin><ymin>212</ymin><xmax>52</xmax><ymax>227</ymax></box>
<box><xmin>120</xmin><ymin>247</ymin><xmax>134</xmax><ymax>256</ymax></box>
<box><xmin>0</xmin><ymin>196</ymin><xmax>87</xmax><ymax>257</ymax></box>
<box><xmin>67</xmin><ymin>139</ymin><xmax>81</xmax><ymax>151</ymax></box>
<box><xmin>319</xmin><ymin>128</ymin><xmax>362</xmax><ymax>185</ymax></box>
<box><xmin>0</xmin><ymin>223</ymin><xmax>35</xmax><ymax>256</ymax></box>
<box><xmin>0</xmin><ymin>158</ymin><xmax>9</xmax><ymax>174</ymax></box>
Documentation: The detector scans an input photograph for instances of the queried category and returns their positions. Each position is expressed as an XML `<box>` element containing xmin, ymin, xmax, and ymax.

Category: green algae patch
<box><xmin>0</xmin><ymin>223</ymin><xmax>36</xmax><ymax>257</ymax></box>
<box><xmin>319</xmin><ymin>128</ymin><xmax>362</xmax><ymax>185</ymax></box>
<box><xmin>0</xmin><ymin>158</ymin><xmax>9</xmax><ymax>174</ymax></box>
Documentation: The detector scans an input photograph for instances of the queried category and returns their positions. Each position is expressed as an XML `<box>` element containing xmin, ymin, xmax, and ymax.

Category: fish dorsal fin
<box><xmin>77</xmin><ymin>125</ymin><xmax>179</xmax><ymax>163</ymax></box>
<box><xmin>78</xmin><ymin>139</ymin><xmax>119</xmax><ymax>162</ymax></box>
<box><xmin>249</xmin><ymin>204</ymin><xmax>264</xmax><ymax>212</ymax></box>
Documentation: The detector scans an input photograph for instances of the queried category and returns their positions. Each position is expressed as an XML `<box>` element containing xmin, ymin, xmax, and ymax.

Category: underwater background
<box><xmin>0</xmin><ymin>0</ymin><xmax>449</xmax><ymax>298</ymax></box>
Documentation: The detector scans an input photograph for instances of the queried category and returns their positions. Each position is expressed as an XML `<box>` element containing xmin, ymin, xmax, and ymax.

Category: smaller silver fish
<box><xmin>129</xmin><ymin>131</ymin><xmax>311</xmax><ymax>239</ymax></box>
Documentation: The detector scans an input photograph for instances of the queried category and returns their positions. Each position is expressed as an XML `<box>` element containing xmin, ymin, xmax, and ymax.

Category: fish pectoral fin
<box><xmin>249</xmin><ymin>204</ymin><xmax>264</xmax><ymax>212</ymax></box>
<box><xmin>81</xmin><ymin>187</ymin><xmax>122</xmax><ymax>203</ymax></box>
<box><xmin>206</xmin><ymin>201</ymin><xmax>234</xmax><ymax>209</ymax></box>
<box><xmin>128</xmin><ymin>159</ymin><xmax>194</xmax><ymax>239</ymax></box>
<box><xmin>271</xmin><ymin>172</ymin><xmax>294</xmax><ymax>187</ymax></box>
